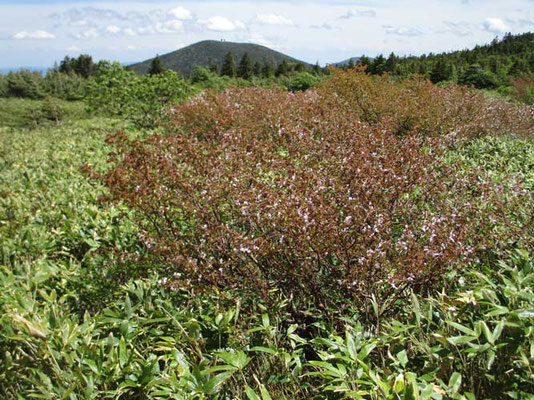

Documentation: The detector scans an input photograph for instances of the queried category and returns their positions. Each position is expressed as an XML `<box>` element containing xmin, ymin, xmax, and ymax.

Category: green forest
<box><xmin>0</xmin><ymin>32</ymin><xmax>533</xmax><ymax>400</ymax></box>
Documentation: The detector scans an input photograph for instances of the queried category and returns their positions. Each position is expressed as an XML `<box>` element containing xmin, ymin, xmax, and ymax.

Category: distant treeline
<box><xmin>1</xmin><ymin>32</ymin><xmax>533</xmax><ymax>103</ymax></box>
<box><xmin>349</xmin><ymin>32</ymin><xmax>534</xmax><ymax>90</ymax></box>
<box><xmin>0</xmin><ymin>52</ymin><xmax>323</xmax><ymax>101</ymax></box>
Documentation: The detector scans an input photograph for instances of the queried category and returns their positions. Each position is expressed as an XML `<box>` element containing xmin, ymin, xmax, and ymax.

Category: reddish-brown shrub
<box><xmin>511</xmin><ymin>74</ymin><xmax>534</xmax><ymax>105</ymax></box>
<box><xmin>100</xmin><ymin>70</ymin><xmax>531</xmax><ymax>320</ymax></box>
<box><xmin>321</xmin><ymin>68</ymin><xmax>533</xmax><ymax>141</ymax></box>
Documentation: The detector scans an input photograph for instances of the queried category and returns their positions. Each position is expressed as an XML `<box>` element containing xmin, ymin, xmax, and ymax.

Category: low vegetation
<box><xmin>0</xmin><ymin>46</ymin><xmax>533</xmax><ymax>399</ymax></box>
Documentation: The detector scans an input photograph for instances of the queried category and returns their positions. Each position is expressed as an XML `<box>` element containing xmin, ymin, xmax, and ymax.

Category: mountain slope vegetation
<box><xmin>130</xmin><ymin>40</ymin><xmax>309</xmax><ymax>76</ymax></box>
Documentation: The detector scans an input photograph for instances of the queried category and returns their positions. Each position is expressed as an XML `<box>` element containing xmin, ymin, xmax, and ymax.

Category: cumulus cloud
<box><xmin>13</xmin><ymin>30</ymin><xmax>56</xmax><ymax>40</ymax></box>
<box><xmin>136</xmin><ymin>19</ymin><xmax>184</xmax><ymax>35</ymax></box>
<box><xmin>74</xmin><ymin>28</ymin><xmax>99</xmax><ymax>39</ymax></box>
<box><xmin>65</xmin><ymin>45</ymin><xmax>81</xmax><ymax>51</ymax></box>
<box><xmin>123</xmin><ymin>27</ymin><xmax>137</xmax><ymax>36</ymax></box>
<box><xmin>168</xmin><ymin>6</ymin><xmax>192</xmax><ymax>20</ymax></box>
<box><xmin>154</xmin><ymin>20</ymin><xmax>184</xmax><ymax>33</ymax></box>
<box><xmin>243</xmin><ymin>33</ymin><xmax>286</xmax><ymax>50</ymax></box>
<box><xmin>253</xmin><ymin>14</ymin><xmax>294</xmax><ymax>26</ymax></box>
<box><xmin>51</xmin><ymin>7</ymin><xmax>124</xmax><ymax>26</ymax></box>
<box><xmin>482</xmin><ymin>18</ymin><xmax>509</xmax><ymax>33</ymax></box>
<box><xmin>198</xmin><ymin>16</ymin><xmax>246</xmax><ymax>32</ymax></box>
<box><xmin>310</xmin><ymin>23</ymin><xmax>336</xmax><ymax>30</ymax></box>
<box><xmin>339</xmin><ymin>9</ymin><xmax>376</xmax><ymax>19</ymax></box>
<box><xmin>436</xmin><ymin>21</ymin><xmax>473</xmax><ymax>37</ymax></box>
<box><xmin>383</xmin><ymin>25</ymin><xmax>423</xmax><ymax>36</ymax></box>
<box><xmin>106</xmin><ymin>25</ymin><xmax>121</xmax><ymax>34</ymax></box>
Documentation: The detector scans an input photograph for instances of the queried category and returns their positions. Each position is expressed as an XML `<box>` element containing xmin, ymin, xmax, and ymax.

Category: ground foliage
<box><xmin>99</xmin><ymin>70</ymin><xmax>533</xmax><ymax>322</ymax></box>
<box><xmin>0</xmin><ymin>70</ymin><xmax>533</xmax><ymax>400</ymax></box>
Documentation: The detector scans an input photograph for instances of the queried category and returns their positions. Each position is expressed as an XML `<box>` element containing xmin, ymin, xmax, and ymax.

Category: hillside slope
<box><xmin>130</xmin><ymin>40</ymin><xmax>309</xmax><ymax>75</ymax></box>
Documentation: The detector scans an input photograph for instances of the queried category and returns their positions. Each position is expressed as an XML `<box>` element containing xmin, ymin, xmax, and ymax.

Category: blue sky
<box><xmin>1</xmin><ymin>0</ymin><xmax>533</xmax><ymax>68</ymax></box>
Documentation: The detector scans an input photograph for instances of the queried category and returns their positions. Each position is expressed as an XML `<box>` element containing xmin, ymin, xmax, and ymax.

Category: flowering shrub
<box><xmin>511</xmin><ymin>74</ymin><xmax>534</xmax><ymax>105</ymax></box>
<box><xmin>321</xmin><ymin>68</ymin><xmax>533</xmax><ymax>141</ymax></box>
<box><xmin>100</xmin><ymin>70</ymin><xmax>532</xmax><ymax>319</ymax></box>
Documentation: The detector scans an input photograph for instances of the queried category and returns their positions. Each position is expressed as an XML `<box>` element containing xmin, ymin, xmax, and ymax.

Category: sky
<box><xmin>0</xmin><ymin>0</ymin><xmax>533</xmax><ymax>68</ymax></box>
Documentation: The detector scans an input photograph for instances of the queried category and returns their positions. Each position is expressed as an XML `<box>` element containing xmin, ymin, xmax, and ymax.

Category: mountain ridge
<box><xmin>130</xmin><ymin>40</ymin><xmax>310</xmax><ymax>75</ymax></box>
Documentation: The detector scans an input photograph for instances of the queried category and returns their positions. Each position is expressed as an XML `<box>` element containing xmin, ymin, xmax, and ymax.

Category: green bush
<box><xmin>0</xmin><ymin>98</ymin><xmax>88</xmax><ymax>128</ymax></box>
<box><xmin>43</xmin><ymin>70</ymin><xmax>88</xmax><ymax>100</ymax></box>
<box><xmin>459</xmin><ymin>64</ymin><xmax>501</xmax><ymax>89</ymax></box>
<box><xmin>86</xmin><ymin>62</ymin><xmax>195</xmax><ymax>128</ymax></box>
<box><xmin>6</xmin><ymin>70</ymin><xmax>45</xmax><ymax>99</ymax></box>
<box><xmin>190</xmin><ymin>65</ymin><xmax>213</xmax><ymax>84</ymax></box>
<box><xmin>0</xmin><ymin>74</ymin><xmax>7</xmax><ymax>97</ymax></box>
<box><xmin>286</xmin><ymin>71</ymin><xmax>320</xmax><ymax>91</ymax></box>
<box><xmin>39</xmin><ymin>96</ymin><xmax>65</xmax><ymax>124</ymax></box>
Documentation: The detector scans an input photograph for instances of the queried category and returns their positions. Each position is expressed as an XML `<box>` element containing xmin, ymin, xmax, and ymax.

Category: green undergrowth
<box><xmin>0</xmin><ymin>117</ymin><xmax>532</xmax><ymax>399</ymax></box>
<box><xmin>0</xmin><ymin>98</ymin><xmax>89</xmax><ymax>129</ymax></box>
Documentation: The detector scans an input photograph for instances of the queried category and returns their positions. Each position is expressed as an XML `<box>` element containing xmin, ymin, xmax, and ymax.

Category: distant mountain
<box><xmin>130</xmin><ymin>40</ymin><xmax>309</xmax><ymax>76</ymax></box>
<box><xmin>332</xmin><ymin>57</ymin><xmax>362</xmax><ymax>67</ymax></box>
<box><xmin>0</xmin><ymin>66</ymin><xmax>49</xmax><ymax>75</ymax></box>
<box><xmin>332</xmin><ymin>56</ymin><xmax>376</xmax><ymax>67</ymax></box>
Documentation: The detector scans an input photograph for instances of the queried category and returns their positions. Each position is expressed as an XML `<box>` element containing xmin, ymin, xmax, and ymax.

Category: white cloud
<box><xmin>168</xmin><ymin>6</ymin><xmax>192</xmax><ymax>20</ymax></box>
<box><xmin>436</xmin><ymin>21</ymin><xmax>472</xmax><ymax>37</ymax></box>
<box><xmin>65</xmin><ymin>45</ymin><xmax>81</xmax><ymax>51</ymax></box>
<box><xmin>198</xmin><ymin>16</ymin><xmax>246</xmax><ymax>32</ymax></box>
<box><xmin>75</xmin><ymin>28</ymin><xmax>99</xmax><ymax>39</ymax></box>
<box><xmin>137</xmin><ymin>25</ymin><xmax>156</xmax><ymax>35</ymax></box>
<box><xmin>123</xmin><ymin>27</ymin><xmax>136</xmax><ymax>36</ymax></box>
<box><xmin>51</xmin><ymin>7</ymin><xmax>124</xmax><ymax>26</ymax></box>
<box><xmin>245</xmin><ymin>33</ymin><xmax>284</xmax><ymax>50</ymax></box>
<box><xmin>384</xmin><ymin>25</ymin><xmax>423</xmax><ymax>36</ymax></box>
<box><xmin>310</xmin><ymin>23</ymin><xmax>336</xmax><ymax>30</ymax></box>
<box><xmin>253</xmin><ymin>14</ymin><xmax>294</xmax><ymax>26</ymax></box>
<box><xmin>339</xmin><ymin>9</ymin><xmax>376</xmax><ymax>19</ymax></box>
<box><xmin>106</xmin><ymin>25</ymin><xmax>121</xmax><ymax>34</ymax></box>
<box><xmin>136</xmin><ymin>19</ymin><xmax>184</xmax><ymax>35</ymax></box>
<box><xmin>127</xmin><ymin>45</ymin><xmax>137</xmax><ymax>50</ymax></box>
<box><xmin>13</xmin><ymin>30</ymin><xmax>55</xmax><ymax>40</ymax></box>
<box><xmin>154</xmin><ymin>19</ymin><xmax>184</xmax><ymax>33</ymax></box>
<box><xmin>483</xmin><ymin>17</ymin><xmax>509</xmax><ymax>33</ymax></box>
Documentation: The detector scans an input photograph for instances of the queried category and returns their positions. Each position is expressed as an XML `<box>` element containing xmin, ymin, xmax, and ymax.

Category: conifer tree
<box><xmin>430</xmin><ymin>59</ymin><xmax>452</xmax><ymax>83</ymax></box>
<box><xmin>221</xmin><ymin>52</ymin><xmax>237</xmax><ymax>77</ymax></box>
<box><xmin>262</xmin><ymin>61</ymin><xmax>275</xmax><ymax>77</ymax></box>
<box><xmin>358</xmin><ymin>56</ymin><xmax>371</xmax><ymax>70</ymax></box>
<box><xmin>369</xmin><ymin>54</ymin><xmax>386</xmax><ymax>75</ymax></box>
<box><xmin>253</xmin><ymin>61</ymin><xmax>262</xmax><ymax>77</ymax></box>
<box><xmin>385</xmin><ymin>52</ymin><xmax>398</xmax><ymax>74</ymax></box>
<box><xmin>208</xmin><ymin>58</ymin><xmax>219</xmax><ymax>74</ymax></box>
<box><xmin>237</xmin><ymin>52</ymin><xmax>252</xmax><ymax>79</ymax></box>
<box><xmin>276</xmin><ymin>60</ymin><xmax>290</xmax><ymax>77</ymax></box>
<box><xmin>148</xmin><ymin>55</ymin><xmax>165</xmax><ymax>75</ymax></box>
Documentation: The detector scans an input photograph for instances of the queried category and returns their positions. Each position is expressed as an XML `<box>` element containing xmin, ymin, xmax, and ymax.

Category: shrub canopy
<box><xmin>100</xmin><ymin>70</ymin><xmax>533</xmax><ymax>318</ymax></box>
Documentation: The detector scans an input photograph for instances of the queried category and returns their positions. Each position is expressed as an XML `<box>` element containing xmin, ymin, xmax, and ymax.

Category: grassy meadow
<box><xmin>0</xmin><ymin>69</ymin><xmax>533</xmax><ymax>400</ymax></box>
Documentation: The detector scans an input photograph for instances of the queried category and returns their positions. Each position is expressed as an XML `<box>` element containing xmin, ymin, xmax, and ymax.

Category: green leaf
<box><xmin>119</xmin><ymin>337</ymin><xmax>128</xmax><ymax>369</ymax></box>
<box><xmin>204</xmin><ymin>371</ymin><xmax>234</xmax><ymax>395</ymax></box>
<box><xmin>358</xmin><ymin>343</ymin><xmax>376</xmax><ymax>360</ymax></box>
<box><xmin>492</xmin><ymin>321</ymin><xmax>505</xmax><ymax>343</ymax></box>
<box><xmin>397</xmin><ymin>349</ymin><xmax>408</xmax><ymax>367</ymax></box>
<box><xmin>245</xmin><ymin>386</ymin><xmax>261</xmax><ymax>400</ymax></box>
<box><xmin>448</xmin><ymin>372</ymin><xmax>462</xmax><ymax>395</ymax></box>
<box><xmin>447</xmin><ymin>335</ymin><xmax>477</xmax><ymax>346</ymax></box>
<box><xmin>446</xmin><ymin>321</ymin><xmax>477</xmax><ymax>337</ymax></box>
<box><xmin>259</xmin><ymin>384</ymin><xmax>273</xmax><ymax>400</ymax></box>
<box><xmin>394</xmin><ymin>373</ymin><xmax>405</xmax><ymax>393</ymax></box>
<box><xmin>481</xmin><ymin>321</ymin><xmax>495</xmax><ymax>345</ymax></box>
<box><xmin>250</xmin><ymin>346</ymin><xmax>277</xmax><ymax>355</ymax></box>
